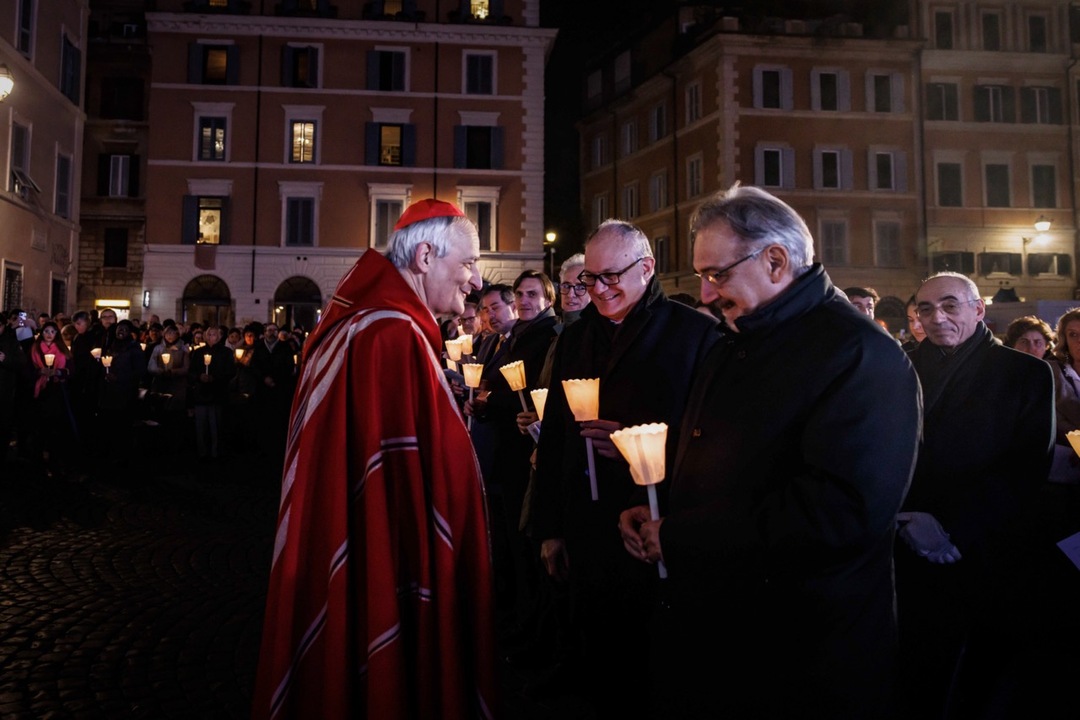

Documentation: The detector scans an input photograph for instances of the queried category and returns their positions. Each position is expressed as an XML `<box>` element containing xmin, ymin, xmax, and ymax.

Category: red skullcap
<box><xmin>393</xmin><ymin>198</ymin><xmax>467</xmax><ymax>232</ymax></box>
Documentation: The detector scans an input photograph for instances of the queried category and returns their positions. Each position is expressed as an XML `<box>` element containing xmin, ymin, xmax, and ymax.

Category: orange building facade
<box><xmin>133</xmin><ymin>0</ymin><xmax>553</xmax><ymax>328</ymax></box>
<box><xmin>579</xmin><ymin>2</ymin><xmax>1080</xmax><ymax>328</ymax></box>
<box><xmin>0</xmin><ymin>0</ymin><xmax>87</xmax><ymax>317</ymax></box>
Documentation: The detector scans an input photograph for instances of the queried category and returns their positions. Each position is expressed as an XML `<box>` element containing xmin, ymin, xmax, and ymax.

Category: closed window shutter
<box><xmin>1020</xmin><ymin>87</ymin><xmax>1036</xmax><ymax>123</ymax></box>
<box><xmin>491</xmin><ymin>126</ymin><xmax>505</xmax><ymax>169</ymax></box>
<box><xmin>364</xmin><ymin>123</ymin><xmax>379</xmax><ymax>165</ymax></box>
<box><xmin>1002</xmin><ymin>86</ymin><xmax>1016</xmax><ymax>122</ymax></box>
<box><xmin>226</xmin><ymin>46</ymin><xmax>240</xmax><ymax>85</ymax></box>
<box><xmin>97</xmin><ymin>155</ymin><xmax>111</xmax><ymax>196</ymax></box>
<box><xmin>974</xmin><ymin>87</ymin><xmax>989</xmax><ymax>121</ymax></box>
<box><xmin>782</xmin><ymin>147</ymin><xmax>796</xmax><ymax>189</ymax></box>
<box><xmin>366</xmin><ymin>51</ymin><xmax>380</xmax><ymax>90</ymax></box>
<box><xmin>128</xmin><ymin>155</ymin><xmax>140</xmax><ymax>197</ymax></box>
<box><xmin>838</xmin><ymin>71</ymin><xmax>851</xmax><ymax>112</ymax></box>
<box><xmin>402</xmin><ymin>124</ymin><xmax>417</xmax><ymax>166</ymax></box>
<box><xmin>188</xmin><ymin>44</ymin><xmax>202</xmax><ymax>83</ymax></box>
<box><xmin>895</xmin><ymin>152</ymin><xmax>908</xmax><ymax>193</ymax></box>
<box><xmin>281</xmin><ymin>46</ymin><xmax>294</xmax><ymax>86</ymax></box>
<box><xmin>891</xmin><ymin>73</ymin><xmax>904</xmax><ymax>113</ymax></box>
<box><xmin>453</xmin><ymin>126</ymin><xmax>466</xmax><ymax>168</ymax></box>
<box><xmin>182</xmin><ymin>196</ymin><xmax>199</xmax><ymax>245</ymax></box>
<box><xmin>220</xmin><ymin>197</ymin><xmax>231</xmax><ymax>244</ymax></box>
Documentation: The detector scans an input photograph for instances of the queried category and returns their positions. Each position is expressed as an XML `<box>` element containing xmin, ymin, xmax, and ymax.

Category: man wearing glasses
<box><xmin>531</xmin><ymin>219</ymin><xmax>718</xmax><ymax>713</ymax></box>
<box><xmin>619</xmin><ymin>184</ymin><xmax>920</xmax><ymax>717</ymax></box>
<box><xmin>895</xmin><ymin>272</ymin><xmax>1054</xmax><ymax>717</ymax></box>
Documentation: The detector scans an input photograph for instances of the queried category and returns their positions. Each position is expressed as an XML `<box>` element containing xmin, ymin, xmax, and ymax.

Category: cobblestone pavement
<box><xmin>0</xmin><ymin>449</ymin><xmax>595</xmax><ymax>719</ymax></box>
<box><xmin>0</xmin><ymin>452</ymin><xmax>279</xmax><ymax>719</ymax></box>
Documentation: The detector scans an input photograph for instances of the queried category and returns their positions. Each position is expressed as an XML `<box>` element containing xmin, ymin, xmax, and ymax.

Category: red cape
<box><xmin>252</xmin><ymin>250</ymin><xmax>498</xmax><ymax>718</ymax></box>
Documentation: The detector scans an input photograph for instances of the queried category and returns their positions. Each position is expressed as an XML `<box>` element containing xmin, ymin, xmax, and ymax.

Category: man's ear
<box><xmin>411</xmin><ymin>241</ymin><xmax>433</xmax><ymax>273</ymax></box>
<box><xmin>764</xmin><ymin>244</ymin><xmax>789</xmax><ymax>282</ymax></box>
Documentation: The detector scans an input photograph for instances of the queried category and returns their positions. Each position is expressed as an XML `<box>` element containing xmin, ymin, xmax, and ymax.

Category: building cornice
<box><xmin>146</xmin><ymin>13</ymin><xmax>557</xmax><ymax>49</ymax></box>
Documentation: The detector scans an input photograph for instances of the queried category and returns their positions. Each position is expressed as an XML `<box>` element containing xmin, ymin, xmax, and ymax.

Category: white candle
<box><xmin>44</xmin><ymin>353</ymin><xmax>55</xmax><ymax>367</ymax></box>
<box><xmin>204</xmin><ymin>354</ymin><xmax>212</xmax><ymax>367</ymax></box>
<box><xmin>161</xmin><ymin>352</ymin><xmax>171</xmax><ymax>367</ymax></box>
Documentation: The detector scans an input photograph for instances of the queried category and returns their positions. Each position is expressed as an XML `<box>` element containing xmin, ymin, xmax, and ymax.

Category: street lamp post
<box><xmin>544</xmin><ymin>231</ymin><xmax>557</xmax><ymax>279</ymax></box>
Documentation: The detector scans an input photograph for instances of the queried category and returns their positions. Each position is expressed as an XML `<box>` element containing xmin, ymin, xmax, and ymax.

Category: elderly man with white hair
<box><xmin>252</xmin><ymin>199</ymin><xmax>497</xmax><ymax>720</ymax></box>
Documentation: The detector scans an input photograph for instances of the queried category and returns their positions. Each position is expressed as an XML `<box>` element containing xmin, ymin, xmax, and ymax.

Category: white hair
<box><xmin>385</xmin><ymin>216</ymin><xmax>478</xmax><ymax>269</ymax></box>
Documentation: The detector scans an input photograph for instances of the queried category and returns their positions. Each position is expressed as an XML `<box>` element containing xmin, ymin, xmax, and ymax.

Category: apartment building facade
<box><xmin>1</xmin><ymin>0</ymin><xmax>87</xmax><ymax>318</ymax></box>
<box><xmin>919</xmin><ymin>0</ymin><xmax>1077</xmax><ymax>306</ymax></box>
<box><xmin>117</xmin><ymin>0</ymin><xmax>554</xmax><ymax>329</ymax></box>
<box><xmin>580</xmin><ymin>2</ymin><xmax>1080</xmax><ymax>326</ymax></box>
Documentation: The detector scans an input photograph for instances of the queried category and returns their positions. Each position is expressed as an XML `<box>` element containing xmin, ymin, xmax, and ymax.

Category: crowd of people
<box><xmin>17</xmin><ymin>193</ymin><xmax>1065</xmax><ymax>719</ymax></box>
<box><xmin>0</xmin><ymin>308</ymin><xmax>304</xmax><ymax>479</ymax></box>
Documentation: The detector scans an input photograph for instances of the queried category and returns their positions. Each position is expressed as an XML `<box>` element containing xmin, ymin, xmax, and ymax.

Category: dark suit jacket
<box><xmin>659</xmin><ymin>265</ymin><xmax>922</xmax><ymax>718</ymax></box>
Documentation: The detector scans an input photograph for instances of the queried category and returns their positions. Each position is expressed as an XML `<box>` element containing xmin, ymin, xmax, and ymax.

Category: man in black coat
<box><xmin>466</xmin><ymin>271</ymin><xmax>559</xmax><ymax>637</ymax></box>
<box><xmin>620</xmin><ymin>185</ymin><xmax>921</xmax><ymax>719</ymax></box>
<box><xmin>896</xmin><ymin>272</ymin><xmax>1054</xmax><ymax>718</ymax></box>
<box><xmin>531</xmin><ymin>220</ymin><xmax>719</xmax><ymax>713</ymax></box>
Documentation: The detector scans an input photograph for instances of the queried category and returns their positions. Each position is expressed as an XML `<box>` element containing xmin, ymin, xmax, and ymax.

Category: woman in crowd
<box><xmin>1050</xmin><ymin>309</ymin><xmax>1080</xmax><ymax>483</ymax></box>
<box><xmin>28</xmin><ymin>321</ymin><xmax>76</xmax><ymax>476</ymax></box>
<box><xmin>146</xmin><ymin>324</ymin><xmax>190</xmax><ymax>450</ymax></box>
<box><xmin>1005</xmin><ymin>315</ymin><xmax>1054</xmax><ymax>360</ymax></box>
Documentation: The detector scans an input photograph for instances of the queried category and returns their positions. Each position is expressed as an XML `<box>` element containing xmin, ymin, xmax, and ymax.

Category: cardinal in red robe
<box><xmin>252</xmin><ymin>200</ymin><xmax>497</xmax><ymax>719</ymax></box>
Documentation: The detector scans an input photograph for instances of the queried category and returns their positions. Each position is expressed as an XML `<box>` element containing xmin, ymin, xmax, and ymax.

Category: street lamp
<box><xmin>0</xmin><ymin>65</ymin><xmax>14</xmax><ymax>102</ymax></box>
<box><xmin>544</xmin><ymin>231</ymin><xmax>557</xmax><ymax>279</ymax></box>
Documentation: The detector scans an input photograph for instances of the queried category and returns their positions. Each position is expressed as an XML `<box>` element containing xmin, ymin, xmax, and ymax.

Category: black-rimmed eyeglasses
<box><xmin>577</xmin><ymin>258</ymin><xmax>645</xmax><ymax>287</ymax></box>
<box><xmin>559</xmin><ymin>283</ymin><xmax>588</xmax><ymax>296</ymax></box>
<box><xmin>695</xmin><ymin>248</ymin><xmax>765</xmax><ymax>288</ymax></box>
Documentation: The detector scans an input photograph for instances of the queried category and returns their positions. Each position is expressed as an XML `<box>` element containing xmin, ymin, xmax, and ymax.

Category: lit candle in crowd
<box><xmin>161</xmin><ymin>352</ymin><xmax>171</xmax><ymax>367</ymax></box>
<box><xmin>204</xmin><ymin>354</ymin><xmax>212</xmax><ymax>368</ymax></box>
<box><xmin>44</xmin><ymin>353</ymin><xmax>55</xmax><ymax>368</ymax></box>
<box><xmin>235</xmin><ymin>347</ymin><xmax>245</xmax><ymax>361</ymax></box>
<box><xmin>90</xmin><ymin>348</ymin><xmax>102</xmax><ymax>360</ymax></box>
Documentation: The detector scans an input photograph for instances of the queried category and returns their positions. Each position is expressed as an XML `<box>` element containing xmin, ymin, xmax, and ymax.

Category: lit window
<box><xmin>199</xmin><ymin>198</ymin><xmax>223</xmax><ymax>244</ymax></box>
<box><xmin>471</xmin><ymin>0</ymin><xmax>489</xmax><ymax>19</ymax></box>
<box><xmin>199</xmin><ymin>117</ymin><xmax>227</xmax><ymax>161</ymax></box>
<box><xmin>380</xmin><ymin>125</ymin><xmax>402</xmax><ymax>165</ymax></box>
<box><xmin>291</xmin><ymin>121</ymin><xmax>316</xmax><ymax>163</ymax></box>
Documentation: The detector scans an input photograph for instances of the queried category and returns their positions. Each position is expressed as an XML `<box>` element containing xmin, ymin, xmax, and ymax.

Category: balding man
<box><xmin>896</xmin><ymin>271</ymin><xmax>1054</xmax><ymax>717</ymax></box>
<box><xmin>531</xmin><ymin>219</ymin><xmax>718</xmax><ymax>712</ymax></box>
<box><xmin>253</xmin><ymin>199</ymin><xmax>497</xmax><ymax>719</ymax></box>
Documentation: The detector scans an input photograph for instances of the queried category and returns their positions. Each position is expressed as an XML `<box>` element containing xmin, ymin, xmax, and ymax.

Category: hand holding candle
<box><xmin>462</xmin><ymin>363</ymin><xmax>484</xmax><ymax>430</ymax></box>
<box><xmin>499</xmin><ymin>360</ymin><xmax>530</xmax><ymax>413</ymax></box>
<box><xmin>562</xmin><ymin>378</ymin><xmax>601</xmax><ymax>501</ymax></box>
<box><xmin>610</xmin><ymin>422</ymin><xmax>669</xmax><ymax>578</ymax></box>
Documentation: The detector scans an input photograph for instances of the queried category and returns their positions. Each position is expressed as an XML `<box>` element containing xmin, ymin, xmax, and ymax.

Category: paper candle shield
<box><xmin>101</xmin><ymin>355</ymin><xmax>114</xmax><ymax>368</ymax></box>
<box><xmin>530</xmin><ymin>389</ymin><xmax>549</xmax><ymax>421</ymax></box>
<box><xmin>459</xmin><ymin>334</ymin><xmax>474</xmax><ymax>355</ymax></box>
<box><xmin>445</xmin><ymin>338</ymin><xmax>464</xmax><ymax>362</ymax></box>
<box><xmin>562</xmin><ymin>378</ymin><xmax>600</xmax><ymax>421</ymax></box>
<box><xmin>90</xmin><ymin>348</ymin><xmax>102</xmax><ymax>360</ymax></box>
<box><xmin>234</xmin><ymin>347</ymin><xmax>245</xmax><ymax>360</ymax></box>
<box><xmin>44</xmin><ymin>353</ymin><xmax>55</xmax><ymax>367</ymax></box>
<box><xmin>500</xmin><ymin>360</ymin><xmax>527</xmax><ymax>391</ymax></box>
<box><xmin>462</xmin><ymin>363</ymin><xmax>484</xmax><ymax>388</ymax></box>
<box><xmin>1067</xmin><ymin>430</ymin><xmax>1080</xmax><ymax>458</ymax></box>
<box><xmin>610</xmin><ymin>423</ymin><xmax>669</xmax><ymax>486</ymax></box>
<box><xmin>161</xmin><ymin>352</ymin><xmax>171</xmax><ymax>366</ymax></box>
